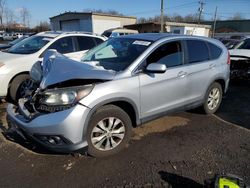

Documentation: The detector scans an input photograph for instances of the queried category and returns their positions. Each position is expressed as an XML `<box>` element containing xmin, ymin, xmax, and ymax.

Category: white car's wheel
<box><xmin>9</xmin><ymin>74</ymin><xmax>36</xmax><ymax>103</ymax></box>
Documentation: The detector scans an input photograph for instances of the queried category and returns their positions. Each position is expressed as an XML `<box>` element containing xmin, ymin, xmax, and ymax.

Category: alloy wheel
<box><xmin>19</xmin><ymin>79</ymin><xmax>37</xmax><ymax>98</ymax></box>
<box><xmin>207</xmin><ymin>88</ymin><xmax>220</xmax><ymax>111</ymax></box>
<box><xmin>91</xmin><ymin>117</ymin><xmax>125</xmax><ymax>151</ymax></box>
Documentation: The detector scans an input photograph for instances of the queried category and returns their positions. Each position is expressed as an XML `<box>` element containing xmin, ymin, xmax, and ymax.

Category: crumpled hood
<box><xmin>0</xmin><ymin>51</ymin><xmax>26</xmax><ymax>63</ymax></box>
<box><xmin>40</xmin><ymin>50</ymin><xmax>116</xmax><ymax>89</ymax></box>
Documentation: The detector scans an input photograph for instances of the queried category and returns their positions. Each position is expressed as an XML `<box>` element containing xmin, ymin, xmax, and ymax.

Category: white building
<box><xmin>165</xmin><ymin>22</ymin><xmax>211</xmax><ymax>37</ymax></box>
<box><xmin>50</xmin><ymin>12</ymin><xmax>137</xmax><ymax>35</ymax></box>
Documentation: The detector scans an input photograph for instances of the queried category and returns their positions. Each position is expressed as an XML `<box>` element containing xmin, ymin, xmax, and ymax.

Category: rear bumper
<box><xmin>7</xmin><ymin>103</ymin><xmax>90</xmax><ymax>153</ymax></box>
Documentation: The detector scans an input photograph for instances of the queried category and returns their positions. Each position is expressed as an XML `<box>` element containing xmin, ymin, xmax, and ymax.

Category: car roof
<box><xmin>36</xmin><ymin>31</ymin><xmax>104</xmax><ymax>39</ymax></box>
<box><xmin>119</xmin><ymin>33</ymin><xmax>210</xmax><ymax>42</ymax></box>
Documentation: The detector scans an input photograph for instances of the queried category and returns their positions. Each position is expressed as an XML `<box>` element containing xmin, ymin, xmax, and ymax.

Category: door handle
<box><xmin>209</xmin><ymin>64</ymin><xmax>216</xmax><ymax>69</ymax></box>
<box><xmin>177</xmin><ymin>71</ymin><xmax>188</xmax><ymax>78</ymax></box>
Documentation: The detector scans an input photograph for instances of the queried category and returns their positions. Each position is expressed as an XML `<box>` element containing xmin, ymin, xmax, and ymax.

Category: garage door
<box><xmin>61</xmin><ymin>20</ymin><xmax>80</xmax><ymax>31</ymax></box>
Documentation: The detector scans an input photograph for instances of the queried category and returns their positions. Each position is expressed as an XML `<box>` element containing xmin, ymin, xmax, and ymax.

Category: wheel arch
<box><xmin>6</xmin><ymin>71</ymin><xmax>30</xmax><ymax>102</ymax></box>
<box><xmin>8</xmin><ymin>71</ymin><xmax>30</xmax><ymax>89</ymax></box>
<box><xmin>82</xmin><ymin>98</ymin><xmax>141</xmax><ymax>139</ymax></box>
<box><xmin>213</xmin><ymin>78</ymin><xmax>226</xmax><ymax>94</ymax></box>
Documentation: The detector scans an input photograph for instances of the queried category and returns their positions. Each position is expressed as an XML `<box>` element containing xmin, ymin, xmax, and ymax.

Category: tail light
<box><xmin>227</xmin><ymin>51</ymin><xmax>231</xmax><ymax>65</ymax></box>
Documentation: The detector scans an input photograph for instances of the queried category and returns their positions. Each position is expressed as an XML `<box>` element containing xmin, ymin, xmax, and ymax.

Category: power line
<box><xmin>128</xmin><ymin>1</ymin><xmax>197</xmax><ymax>15</ymax></box>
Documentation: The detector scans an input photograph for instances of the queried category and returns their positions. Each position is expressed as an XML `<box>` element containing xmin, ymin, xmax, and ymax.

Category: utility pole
<box><xmin>212</xmin><ymin>6</ymin><xmax>218</xmax><ymax>37</ymax></box>
<box><xmin>160</xmin><ymin>0</ymin><xmax>164</xmax><ymax>33</ymax></box>
<box><xmin>198</xmin><ymin>0</ymin><xmax>205</xmax><ymax>24</ymax></box>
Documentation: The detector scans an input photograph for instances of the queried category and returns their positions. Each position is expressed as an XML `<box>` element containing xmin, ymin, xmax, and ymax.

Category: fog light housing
<box><xmin>34</xmin><ymin>135</ymin><xmax>71</xmax><ymax>146</ymax></box>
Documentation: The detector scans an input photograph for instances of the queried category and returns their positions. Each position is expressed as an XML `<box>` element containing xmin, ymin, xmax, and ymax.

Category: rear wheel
<box><xmin>87</xmin><ymin>105</ymin><xmax>132</xmax><ymax>157</ymax></box>
<box><xmin>203</xmin><ymin>82</ymin><xmax>223</xmax><ymax>114</ymax></box>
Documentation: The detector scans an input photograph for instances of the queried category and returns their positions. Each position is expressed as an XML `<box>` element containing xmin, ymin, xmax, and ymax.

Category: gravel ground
<box><xmin>0</xmin><ymin>82</ymin><xmax>249</xmax><ymax>187</ymax></box>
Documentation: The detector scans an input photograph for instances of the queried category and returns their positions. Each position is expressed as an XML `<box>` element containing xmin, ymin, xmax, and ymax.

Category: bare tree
<box><xmin>231</xmin><ymin>13</ymin><xmax>245</xmax><ymax>20</ymax></box>
<box><xmin>19</xmin><ymin>7</ymin><xmax>30</xmax><ymax>27</ymax></box>
<box><xmin>0</xmin><ymin>0</ymin><xmax>6</xmax><ymax>28</ymax></box>
<box><xmin>33</xmin><ymin>21</ymin><xmax>50</xmax><ymax>32</ymax></box>
<box><xmin>83</xmin><ymin>9</ymin><xmax>124</xmax><ymax>16</ymax></box>
<box><xmin>4</xmin><ymin>7</ymin><xmax>15</xmax><ymax>27</ymax></box>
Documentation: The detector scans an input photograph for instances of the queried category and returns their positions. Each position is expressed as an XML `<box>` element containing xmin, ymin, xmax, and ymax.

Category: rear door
<box><xmin>184</xmin><ymin>40</ymin><xmax>221</xmax><ymax>103</ymax></box>
<box><xmin>139</xmin><ymin>40</ymin><xmax>189</xmax><ymax>119</ymax></box>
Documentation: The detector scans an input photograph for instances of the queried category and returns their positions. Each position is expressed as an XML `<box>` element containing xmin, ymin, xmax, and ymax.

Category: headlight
<box><xmin>42</xmin><ymin>85</ymin><xmax>93</xmax><ymax>106</ymax></box>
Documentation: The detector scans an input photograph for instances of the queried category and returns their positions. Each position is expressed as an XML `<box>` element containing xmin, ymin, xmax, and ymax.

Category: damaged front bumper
<box><xmin>230</xmin><ymin>56</ymin><xmax>250</xmax><ymax>80</ymax></box>
<box><xmin>7</xmin><ymin>100</ymin><xmax>91</xmax><ymax>153</ymax></box>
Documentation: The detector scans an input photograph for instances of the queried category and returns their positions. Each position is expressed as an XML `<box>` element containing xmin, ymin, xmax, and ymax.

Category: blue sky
<box><xmin>6</xmin><ymin>0</ymin><xmax>250</xmax><ymax>27</ymax></box>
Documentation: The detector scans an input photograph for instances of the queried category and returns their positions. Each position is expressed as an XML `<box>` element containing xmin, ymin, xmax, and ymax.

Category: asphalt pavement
<box><xmin>0</xmin><ymin>81</ymin><xmax>249</xmax><ymax>188</ymax></box>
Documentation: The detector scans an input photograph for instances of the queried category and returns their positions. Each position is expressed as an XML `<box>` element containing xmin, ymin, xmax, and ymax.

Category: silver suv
<box><xmin>7</xmin><ymin>34</ymin><xmax>230</xmax><ymax>157</ymax></box>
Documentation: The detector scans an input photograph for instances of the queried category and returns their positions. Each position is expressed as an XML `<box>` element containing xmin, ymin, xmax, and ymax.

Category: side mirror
<box><xmin>146</xmin><ymin>63</ymin><xmax>167</xmax><ymax>74</ymax></box>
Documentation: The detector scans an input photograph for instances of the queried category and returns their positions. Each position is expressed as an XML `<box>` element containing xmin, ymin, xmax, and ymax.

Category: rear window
<box><xmin>186</xmin><ymin>40</ymin><xmax>209</xmax><ymax>64</ymax></box>
<box><xmin>207</xmin><ymin>42</ymin><xmax>222</xmax><ymax>60</ymax></box>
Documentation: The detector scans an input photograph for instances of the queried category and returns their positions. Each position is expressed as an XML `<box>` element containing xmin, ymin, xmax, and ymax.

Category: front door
<box><xmin>139</xmin><ymin>40</ymin><xmax>189</xmax><ymax>119</ymax></box>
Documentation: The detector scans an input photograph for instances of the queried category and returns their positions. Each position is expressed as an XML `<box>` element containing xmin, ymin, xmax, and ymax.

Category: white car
<box><xmin>229</xmin><ymin>37</ymin><xmax>250</xmax><ymax>79</ymax></box>
<box><xmin>0</xmin><ymin>31</ymin><xmax>106</xmax><ymax>102</ymax></box>
<box><xmin>3</xmin><ymin>33</ymin><xmax>15</xmax><ymax>41</ymax></box>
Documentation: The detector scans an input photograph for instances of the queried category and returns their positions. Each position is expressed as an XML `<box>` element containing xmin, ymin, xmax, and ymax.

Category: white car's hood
<box><xmin>229</xmin><ymin>49</ymin><xmax>250</xmax><ymax>60</ymax></box>
<box><xmin>0</xmin><ymin>51</ymin><xmax>27</xmax><ymax>63</ymax></box>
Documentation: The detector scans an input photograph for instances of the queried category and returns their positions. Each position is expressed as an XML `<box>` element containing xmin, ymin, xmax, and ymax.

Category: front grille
<box><xmin>36</xmin><ymin>104</ymin><xmax>73</xmax><ymax>113</ymax></box>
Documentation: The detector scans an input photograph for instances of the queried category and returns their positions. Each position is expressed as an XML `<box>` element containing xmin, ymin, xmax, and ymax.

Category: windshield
<box><xmin>237</xmin><ymin>38</ymin><xmax>250</xmax><ymax>49</ymax></box>
<box><xmin>9</xmin><ymin>36</ymin><xmax>27</xmax><ymax>45</ymax></box>
<box><xmin>7</xmin><ymin>35</ymin><xmax>52</xmax><ymax>54</ymax></box>
<box><xmin>81</xmin><ymin>37</ymin><xmax>152</xmax><ymax>72</ymax></box>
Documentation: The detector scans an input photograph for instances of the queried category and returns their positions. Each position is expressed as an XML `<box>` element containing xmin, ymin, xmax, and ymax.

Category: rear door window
<box><xmin>76</xmin><ymin>36</ymin><xmax>96</xmax><ymax>51</ymax></box>
<box><xmin>186</xmin><ymin>40</ymin><xmax>209</xmax><ymax>64</ymax></box>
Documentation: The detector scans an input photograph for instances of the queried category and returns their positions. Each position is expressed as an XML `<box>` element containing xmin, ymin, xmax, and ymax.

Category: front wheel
<box><xmin>9</xmin><ymin>74</ymin><xmax>37</xmax><ymax>103</ymax></box>
<box><xmin>203</xmin><ymin>82</ymin><xmax>223</xmax><ymax>114</ymax></box>
<box><xmin>87</xmin><ymin>105</ymin><xmax>132</xmax><ymax>157</ymax></box>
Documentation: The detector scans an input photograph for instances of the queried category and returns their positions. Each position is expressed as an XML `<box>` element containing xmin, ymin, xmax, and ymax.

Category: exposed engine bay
<box><xmin>230</xmin><ymin>56</ymin><xmax>250</xmax><ymax>80</ymax></box>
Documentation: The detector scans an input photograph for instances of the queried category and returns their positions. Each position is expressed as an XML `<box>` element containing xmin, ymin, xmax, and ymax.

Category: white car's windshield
<box><xmin>7</xmin><ymin>35</ymin><xmax>52</xmax><ymax>54</ymax></box>
<box><xmin>237</xmin><ymin>38</ymin><xmax>250</xmax><ymax>49</ymax></box>
<box><xmin>81</xmin><ymin>37</ymin><xmax>152</xmax><ymax>72</ymax></box>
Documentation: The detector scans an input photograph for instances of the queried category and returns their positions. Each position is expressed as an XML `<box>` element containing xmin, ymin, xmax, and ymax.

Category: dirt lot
<box><xmin>0</xmin><ymin>81</ymin><xmax>249</xmax><ymax>187</ymax></box>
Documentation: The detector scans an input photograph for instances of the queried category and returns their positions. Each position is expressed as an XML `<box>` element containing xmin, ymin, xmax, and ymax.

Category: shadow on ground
<box><xmin>216</xmin><ymin>80</ymin><xmax>250</xmax><ymax>129</ymax></box>
<box><xmin>159</xmin><ymin>171</ymin><xmax>203</xmax><ymax>188</ymax></box>
<box><xmin>0</xmin><ymin>117</ymin><xmax>67</xmax><ymax>156</ymax></box>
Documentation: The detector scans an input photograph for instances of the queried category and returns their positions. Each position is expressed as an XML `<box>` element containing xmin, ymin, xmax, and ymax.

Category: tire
<box><xmin>9</xmin><ymin>74</ymin><xmax>34</xmax><ymax>103</ymax></box>
<box><xmin>203</xmin><ymin>82</ymin><xmax>223</xmax><ymax>114</ymax></box>
<box><xmin>87</xmin><ymin>105</ymin><xmax>132</xmax><ymax>157</ymax></box>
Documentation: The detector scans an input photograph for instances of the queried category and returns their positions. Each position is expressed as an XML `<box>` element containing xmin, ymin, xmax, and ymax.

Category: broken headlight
<box><xmin>41</xmin><ymin>85</ymin><xmax>93</xmax><ymax>106</ymax></box>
